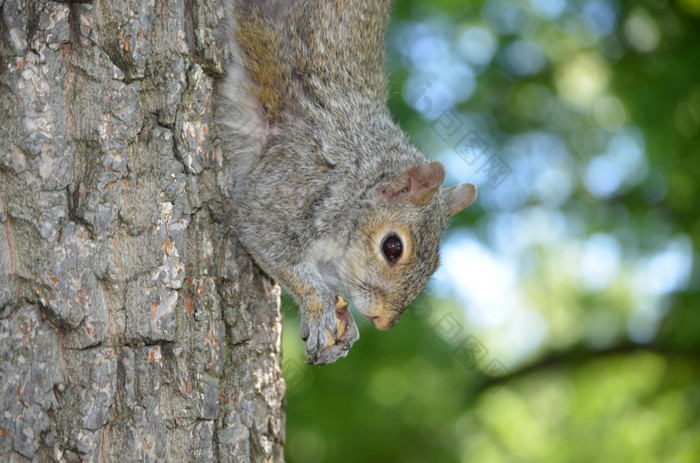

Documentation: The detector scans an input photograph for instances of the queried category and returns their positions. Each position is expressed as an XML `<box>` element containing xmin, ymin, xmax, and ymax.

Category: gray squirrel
<box><xmin>217</xmin><ymin>0</ymin><xmax>477</xmax><ymax>364</ymax></box>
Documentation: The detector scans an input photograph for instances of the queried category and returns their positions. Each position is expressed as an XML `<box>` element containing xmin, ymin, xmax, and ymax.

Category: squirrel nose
<box><xmin>369</xmin><ymin>315</ymin><xmax>393</xmax><ymax>331</ymax></box>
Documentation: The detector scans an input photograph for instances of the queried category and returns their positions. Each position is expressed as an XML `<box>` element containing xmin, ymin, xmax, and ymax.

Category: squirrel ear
<box><xmin>442</xmin><ymin>183</ymin><xmax>477</xmax><ymax>217</ymax></box>
<box><xmin>378</xmin><ymin>162</ymin><xmax>446</xmax><ymax>205</ymax></box>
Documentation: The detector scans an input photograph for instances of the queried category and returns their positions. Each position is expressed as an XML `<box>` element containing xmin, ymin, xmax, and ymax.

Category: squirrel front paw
<box><xmin>300</xmin><ymin>296</ymin><xmax>359</xmax><ymax>365</ymax></box>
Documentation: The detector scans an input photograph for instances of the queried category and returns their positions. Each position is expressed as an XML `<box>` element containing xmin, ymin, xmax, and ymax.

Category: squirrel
<box><xmin>217</xmin><ymin>0</ymin><xmax>477</xmax><ymax>365</ymax></box>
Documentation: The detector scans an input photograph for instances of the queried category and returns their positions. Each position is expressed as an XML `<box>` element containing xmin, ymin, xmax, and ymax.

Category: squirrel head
<box><xmin>316</xmin><ymin>161</ymin><xmax>477</xmax><ymax>330</ymax></box>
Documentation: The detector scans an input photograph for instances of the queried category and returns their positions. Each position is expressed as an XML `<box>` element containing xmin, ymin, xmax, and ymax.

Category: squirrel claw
<box><xmin>335</xmin><ymin>295</ymin><xmax>349</xmax><ymax>310</ymax></box>
<box><xmin>302</xmin><ymin>296</ymin><xmax>359</xmax><ymax>365</ymax></box>
<box><xmin>326</xmin><ymin>296</ymin><xmax>350</xmax><ymax>347</ymax></box>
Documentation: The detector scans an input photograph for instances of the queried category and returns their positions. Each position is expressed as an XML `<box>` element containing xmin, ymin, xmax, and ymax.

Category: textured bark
<box><xmin>0</xmin><ymin>1</ymin><xmax>285</xmax><ymax>462</ymax></box>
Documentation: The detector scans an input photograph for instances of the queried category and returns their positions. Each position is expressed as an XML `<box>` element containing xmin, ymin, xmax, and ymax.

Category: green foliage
<box><xmin>284</xmin><ymin>1</ymin><xmax>700</xmax><ymax>461</ymax></box>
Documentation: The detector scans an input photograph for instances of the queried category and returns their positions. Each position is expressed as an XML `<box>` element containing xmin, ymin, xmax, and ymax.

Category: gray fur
<box><xmin>217</xmin><ymin>0</ymin><xmax>477</xmax><ymax>364</ymax></box>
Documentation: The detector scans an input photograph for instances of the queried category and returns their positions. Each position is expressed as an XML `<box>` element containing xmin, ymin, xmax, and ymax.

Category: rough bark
<box><xmin>0</xmin><ymin>1</ymin><xmax>285</xmax><ymax>462</ymax></box>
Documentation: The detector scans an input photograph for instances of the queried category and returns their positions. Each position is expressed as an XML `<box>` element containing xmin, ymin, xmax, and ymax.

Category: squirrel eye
<box><xmin>381</xmin><ymin>234</ymin><xmax>403</xmax><ymax>263</ymax></box>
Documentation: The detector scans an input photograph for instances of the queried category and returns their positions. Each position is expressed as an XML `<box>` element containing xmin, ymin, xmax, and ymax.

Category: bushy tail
<box><xmin>215</xmin><ymin>3</ymin><xmax>271</xmax><ymax>196</ymax></box>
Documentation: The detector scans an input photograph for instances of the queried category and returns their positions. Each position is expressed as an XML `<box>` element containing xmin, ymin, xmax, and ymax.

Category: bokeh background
<box><xmin>282</xmin><ymin>0</ymin><xmax>700</xmax><ymax>461</ymax></box>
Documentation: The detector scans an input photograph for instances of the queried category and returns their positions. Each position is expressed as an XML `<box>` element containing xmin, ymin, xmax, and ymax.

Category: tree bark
<box><xmin>0</xmin><ymin>1</ymin><xmax>285</xmax><ymax>462</ymax></box>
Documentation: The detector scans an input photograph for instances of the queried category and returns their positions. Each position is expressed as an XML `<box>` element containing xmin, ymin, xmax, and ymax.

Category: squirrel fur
<box><xmin>217</xmin><ymin>0</ymin><xmax>477</xmax><ymax>365</ymax></box>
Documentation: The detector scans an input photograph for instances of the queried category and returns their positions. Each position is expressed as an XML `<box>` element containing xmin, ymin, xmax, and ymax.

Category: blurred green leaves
<box><xmin>461</xmin><ymin>352</ymin><xmax>700</xmax><ymax>462</ymax></box>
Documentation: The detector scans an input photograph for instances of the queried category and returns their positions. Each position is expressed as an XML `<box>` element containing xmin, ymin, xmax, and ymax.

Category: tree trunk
<box><xmin>0</xmin><ymin>1</ymin><xmax>285</xmax><ymax>462</ymax></box>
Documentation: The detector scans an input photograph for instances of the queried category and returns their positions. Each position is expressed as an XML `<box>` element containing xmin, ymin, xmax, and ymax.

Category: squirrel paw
<box><xmin>300</xmin><ymin>296</ymin><xmax>359</xmax><ymax>365</ymax></box>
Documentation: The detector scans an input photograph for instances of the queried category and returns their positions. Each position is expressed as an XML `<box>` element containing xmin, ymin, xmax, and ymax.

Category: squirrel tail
<box><xmin>216</xmin><ymin>3</ymin><xmax>273</xmax><ymax>191</ymax></box>
<box><xmin>218</xmin><ymin>1</ymin><xmax>293</xmax><ymax>190</ymax></box>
